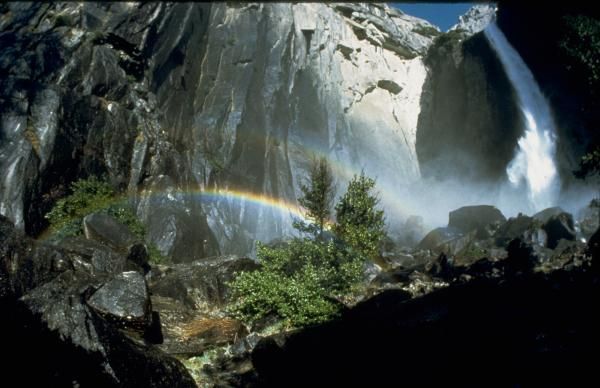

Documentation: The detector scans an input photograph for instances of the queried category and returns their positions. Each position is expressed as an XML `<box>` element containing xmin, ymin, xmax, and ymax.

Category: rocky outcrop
<box><xmin>0</xmin><ymin>2</ymin><xmax>219</xmax><ymax>262</ymax></box>
<box><xmin>417</xmin><ymin>26</ymin><xmax>522</xmax><ymax>184</ymax></box>
<box><xmin>450</xmin><ymin>4</ymin><xmax>497</xmax><ymax>35</ymax></box>
<box><xmin>0</xmin><ymin>2</ymin><xmax>439</xmax><ymax>257</ymax></box>
<box><xmin>248</xmin><ymin>266</ymin><xmax>600</xmax><ymax>386</ymax></box>
<box><xmin>226</xmin><ymin>206</ymin><xmax>597</xmax><ymax>387</ymax></box>
<box><xmin>150</xmin><ymin>255</ymin><xmax>260</xmax><ymax>310</ymax></box>
<box><xmin>496</xmin><ymin>3</ymin><xmax>600</xmax><ymax>180</ymax></box>
<box><xmin>0</xmin><ymin>215</ymin><xmax>195</xmax><ymax>387</ymax></box>
<box><xmin>191</xmin><ymin>2</ymin><xmax>436</xmax><ymax>253</ymax></box>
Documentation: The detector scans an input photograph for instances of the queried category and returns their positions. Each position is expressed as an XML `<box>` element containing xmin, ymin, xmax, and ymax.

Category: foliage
<box><xmin>574</xmin><ymin>146</ymin><xmax>600</xmax><ymax>179</ymax></box>
<box><xmin>295</xmin><ymin>156</ymin><xmax>335</xmax><ymax>240</ymax></box>
<box><xmin>559</xmin><ymin>15</ymin><xmax>600</xmax><ymax>181</ymax></box>
<box><xmin>147</xmin><ymin>244</ymin><xmax>168</xmax><ymax>265</ymax></box>
<box><xmin>413</xmin><ymin>25</ymin><xmax>441</xmax><ymax>38</ymax></box>
<box><xmin>334</xmin><ymin>173</ymin><xmax>387</xmax><ymax>260</ymax></box>
<box><xmin>560</xmin><ymin>14</ymin><xmax>600</xmax><ymax>87</ymax></box>
<box><xmin>229</xmin><ymin>167</ymin><xmax>386</xmax><ymax>329</ymax></box>
<box><xmin>228</xmin><ymin>239</ymin><xmax>364</xmax><ymax>328</ymax></box>
<box><xmin>45</xmin><ymin>176</ymin><xmax>145</xmax><ymax>241</ymax></box>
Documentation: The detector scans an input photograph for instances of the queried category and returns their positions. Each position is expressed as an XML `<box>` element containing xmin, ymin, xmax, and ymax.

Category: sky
<box><xmin>391</xmin><ymin>3</ymin><xmax>476</xmax><ymax>31</ymax></box>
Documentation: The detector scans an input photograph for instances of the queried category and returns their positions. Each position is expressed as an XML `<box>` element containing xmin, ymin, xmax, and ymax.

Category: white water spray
<box><xmin>484</xmin><ymin>23</ymin><xmax>559</xmax><ymax>211</ymax></box>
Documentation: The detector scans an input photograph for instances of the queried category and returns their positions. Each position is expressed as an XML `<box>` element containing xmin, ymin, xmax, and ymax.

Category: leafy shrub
<box><xmin>45</xmin><ymin>176</ymin><xmax>145</xmax><ymax>241</ymax></box>
<box><xmin>147</xmin><ymin>244</ymin><xmax>168</xmax><ymax>265</ymax></box>
<box><xmin>334</xmin><ymin>173</ymin><xmax>386</xmax><ymax>260</ymax></box>
<box><xmin>229</xmin><ymin>165</ymin><xmax>385</xmax><ymax>329</ymax></box>
<box><xmin>228</xmin><ymin>239</ymin><xmax>364</xmax><ymax>328</ymax></box>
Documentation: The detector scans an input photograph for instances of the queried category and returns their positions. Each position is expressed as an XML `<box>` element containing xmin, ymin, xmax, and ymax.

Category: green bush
<box><xmin>229</xmin><ymin>166</ymin><xmax>385</xmax><ymax>329</ymax></box>
<box><xmin>45</xmin><ymin>176</ymin><xmax>145</xmax><ymax>241</ymax></box>
<box><xmin>228</xmin><ymin>239</ymin><xmax>364</xmax><ymax>328</ymax></box>
<box><xmin>334</xmin><ymin>173</ymin><xmax>386</xmax><ymax>260</ymax></box>
<box><xmin>147</xmin><ymin>244</ymin><xmax>168</xmax><ymax>265</ymax></box>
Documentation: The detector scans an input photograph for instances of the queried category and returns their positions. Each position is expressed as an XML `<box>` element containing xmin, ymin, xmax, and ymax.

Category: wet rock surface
<box><xmin>0</xmin><ymin>2</ymin><xmax>219</xmax><ymax>261</ymax></box>
<box><xmin>145</xmin><ymin>255</ymin><xmax>259</xmax><ymax>359</ymax></box>
<box><xmin>150</xmin><ymin>255</ymin><xmax>260</xmax><ymax>310</ymax></box>
<box><xmin>86</xmin><ymin>270</ymin><xmax>151</xmax><ymax>330</ymax></box>
<box><xmin>0</xmin><ymin>215</ymin><xmax>196</xmax><ymax>387</ymax></box>
<box><xmin>0</xmin><ymin>2</ymin><xmax>440</xmax><ymax>257</ymax></box>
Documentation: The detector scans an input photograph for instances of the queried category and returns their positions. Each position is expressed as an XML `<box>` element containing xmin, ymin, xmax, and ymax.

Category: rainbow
<box><xmin>36</xmin><ymin>140</ymin><xmax>422</xmax><ymax>242</ymax></box>
<box><xmin>36</xmin><ymin>187</ymin><xmax>317</xmax><ymax>241</ymax></box>
<box><xmin>198</xmin><ymin>188</ymin><xmax>307</xmax><ymax>220</ymax></box>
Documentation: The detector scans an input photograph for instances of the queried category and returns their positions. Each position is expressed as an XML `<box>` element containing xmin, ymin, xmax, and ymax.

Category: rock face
<box><xmin>450</xmin><ymin>4</ymin><xmax>497</xmax><ymax>35</ymax></box>
<box><xmin>150</xmin><ymin>255</ymin><xmax>260</xmax><ymax>309</ymax></box>
<box><xmin>417</xmin><ymin>26</ymin><xmax>522</xmax><ymax>184</ymax></box>
<box><xmin>188</xmin><ymin>2</ymin><xmax>435</xmax><ymax>253</ymax></box>
<box><xmin>0</xmin><ymin>2</ymin><xmax>219</xmax><ymax>262</ymax></box>
<box><xmin>0</xmin><ymin>2</ymin><xmax>438</xmax><ymax>256</ymax></box>
<box><xmin>0</xmin><ymin>215</ymin><xmax>196</xmax><ymax>387</ymax></box>
<box><xmin>496</xmin><ymin>3</ymin><xmax>599</xmax><ymax>180</ymax></box>
<box><xmin>418</xmin><ymin>2</ymin><xmax>596</xmax><ymax>194</ymax></box>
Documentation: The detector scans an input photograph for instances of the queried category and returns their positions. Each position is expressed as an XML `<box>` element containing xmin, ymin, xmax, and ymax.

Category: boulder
<box><xmin>417</xmin><ymin>226</ymin><xmax>462</xmax><ymax>251</ymax></box>
<box><xmin>57</xmin><ymin>236</ymin><xmax>128</xmax><ymax>275</ymax></box>
<box><xmin>149</xmin><ymin>255</ymin><xmax>260</xmax><ymax>310</ymax></box>
<box><xmin>448</xmin><ymin>205</ymin><xmax>506</xmax><ymax>235</ymax></box>
<box><xmin>84</xmin><ymin>212</ymin><xmax>139</xmax><ymax>249</ymax></box>
<box><xmin>86</xmin><ymin>271</ymin><xmax>152</xmax><ymax>331</ymax></box>
<box><xmin>0</xmin><ymin>216</ymin><xmax>196</xmax><ymax>387</ymax></box>
<box><xmin>83</xmin><ymin>213</ymin><xmax>151</xmax><ymax>274</ymax></box>
<box><xmin>504</xmin><ymin>238</ymin><xmax>537</xmax><ymax>276</ymax></box>
<box><xmin>437</xmin><ymin>230</ymin><xmax>478</xmax><ymax>257</ymax></box>
<box><xmin>151</xmin><ymin>295</ymin><xmax>194</xmax><ymax>329</ymax></box>
<box><xmin>533</xmin><ymin>206</ymin><xmax>566</xmax><ymax>223</ymax></box>
<box><xmin>381</xmin><ymin>252</ymin><xmax>419</xmax><ymax>270</ymax></box>
<box><xmin>425</xmin><ymin>252</ymin><xmax>455</xmax><ymax>280</ymax></box>
<box><xmin>494</xmin><ymin>214</ymin><xmax>550</xmax><ymax>248</ymax></box>
<box><xmin>542</xmin><ymin>212</ymin><xmax>576</xmax><ymax>249</ymax></box>
<box><xmin>494</xmin><ymin>214</ymin><xmax>534</xmax><ymax>244</ymax></box>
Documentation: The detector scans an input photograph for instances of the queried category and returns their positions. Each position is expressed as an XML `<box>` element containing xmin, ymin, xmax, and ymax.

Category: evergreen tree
<box><xmin>334</xmin><ymin>172</ymin><xmax>386</xmax><ymax>259</ymax></box>
<box><xmin>296</xmin><ymin>156</ymin><xmax>335</xmax><ymax>240</ymax></box>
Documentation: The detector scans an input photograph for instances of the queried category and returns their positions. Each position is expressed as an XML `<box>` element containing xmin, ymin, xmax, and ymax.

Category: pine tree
<box><xmin>296</xmin><ymin>157</ymin><xmax>335</xmax><ymax>240</ymax></box>
<box><xmin>334</xmin><ymin>172</ymin><xmax>386</xmax><ymax>259</ymax></box>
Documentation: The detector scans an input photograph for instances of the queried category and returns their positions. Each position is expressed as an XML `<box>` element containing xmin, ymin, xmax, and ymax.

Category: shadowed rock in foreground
<box><xmin>249</xmin><ymin>265</ymin><xmax>599</xmax><ymax>386</ymax></box>
<box><xmin>0</xmin><ymin>215</ymin><xmax>196</xmax><ymax>387</ymax></box>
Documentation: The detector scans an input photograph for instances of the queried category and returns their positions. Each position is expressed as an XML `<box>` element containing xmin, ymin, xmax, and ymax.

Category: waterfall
<box><xmin>484</xmin><ymin>22</ymin><xmax>559</xmax><ymax>211</ymax></box>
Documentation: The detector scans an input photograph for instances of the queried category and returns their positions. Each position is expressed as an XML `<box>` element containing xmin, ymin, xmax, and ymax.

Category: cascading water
<box><xmin>484</xmin><ymin>22</ymin><xmax>560</xmax><ymax>211</ymax></box>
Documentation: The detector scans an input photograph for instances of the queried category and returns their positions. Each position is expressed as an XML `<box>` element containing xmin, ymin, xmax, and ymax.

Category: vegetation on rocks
<box><xmin>413</xmin><ymin>25</ymin><xmax>441</xmax><ymax>38</ymax></box>
<box><xmin>229</xmin><ymin>163</ymin><xmax>386</xmax><ymax>328</ymax></box>
<box><xmin>44</xmin><ymin>176</ymin><xmax>166</xmax><ymax>264</ymax></box>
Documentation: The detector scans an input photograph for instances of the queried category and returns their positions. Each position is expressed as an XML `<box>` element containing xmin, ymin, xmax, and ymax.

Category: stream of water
<box><xmin>484</xmin><ymin>22</ymin><xmax>559</xmax><ymax>211</ymax></box>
